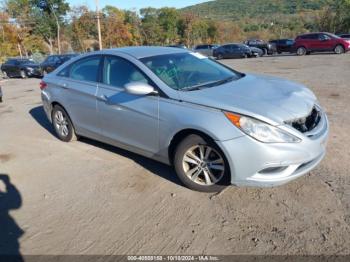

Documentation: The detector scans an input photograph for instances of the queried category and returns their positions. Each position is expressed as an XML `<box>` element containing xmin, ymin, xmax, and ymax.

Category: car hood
<box><xmin>177</xmin><ymin>74</ymin><xmax>317</xmax><ymax>125</ymax></box>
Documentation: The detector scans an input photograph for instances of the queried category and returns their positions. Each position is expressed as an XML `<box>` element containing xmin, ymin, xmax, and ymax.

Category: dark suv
<box><xmin>339</xmin><ymin>34</ymin><xmax>350</xmax><ymax>39</ymax></box>
<box><xmin>294</xmin><ymin>32</ymin><xmax>350</xmax><ymax>55</ymax></box>
<box><xmin>41</xmin><ymin>54</ymin><xmax>78</xmax><ymax>75</ymax></box>
<box><xmin>269</xmin><ymin>39</ymin><xmax>295</xmax><ymax>54</ymax></box>
<box><xmin>244</xmin><ymin>39</ymin><xmax>276</xmax><ymax>55</ymax></box>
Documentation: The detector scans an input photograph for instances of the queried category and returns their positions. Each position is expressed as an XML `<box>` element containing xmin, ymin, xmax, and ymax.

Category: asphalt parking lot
<box><xmin>1</xmin><ymin>53</ymin><xmax>350</xmax><ymax>255</ymax></box>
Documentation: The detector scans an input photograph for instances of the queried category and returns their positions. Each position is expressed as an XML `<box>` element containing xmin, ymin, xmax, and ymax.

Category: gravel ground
<box><xmin>0</xmin><ymin>53</ymin><xmax>349</xmax><ymax>256</ymax></box>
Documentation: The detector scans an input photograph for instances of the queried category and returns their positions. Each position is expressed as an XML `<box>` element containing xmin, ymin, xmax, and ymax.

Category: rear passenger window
<box><xmin>102</xmin><ymin>56</ymin><xmax>150</xmax><ymax>88</ymax></box>
<box><xmin>70</xmin><ymin>56</ymin><xmax>101</xmax><ymax>82</ymax></box>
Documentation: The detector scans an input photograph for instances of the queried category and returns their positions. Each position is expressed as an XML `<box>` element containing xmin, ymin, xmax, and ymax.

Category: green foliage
<box><xmin>182</xmin><ymin>0</ymin><xmax>330</xmax><ymax>20</ymax></box>
<box><xmin>1</xmin><ymin>0</ymin><xmax>350</xmax><ymax>59</ymax></box>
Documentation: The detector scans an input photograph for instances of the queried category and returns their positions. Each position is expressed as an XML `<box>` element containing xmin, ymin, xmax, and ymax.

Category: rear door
<box><xmin>96</xmin><ymin>55</ymin><xmax>159</xmax><ymax>156</ymax></box>
<box><xmin>308</xmin><ymin>34</ymin><xmax>322</xmax><ymax>51</ymax></box>
<box><xmin>57</xmin><ymin>55</ymin><xmax>102</xmax><ymax>137</ymax></box>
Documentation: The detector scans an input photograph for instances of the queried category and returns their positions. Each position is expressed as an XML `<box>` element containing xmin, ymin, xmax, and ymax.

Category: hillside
<box><xmin>182</xmin><ymin>0</ymin><xmax>329</xmax><ymax>20</ymax></box>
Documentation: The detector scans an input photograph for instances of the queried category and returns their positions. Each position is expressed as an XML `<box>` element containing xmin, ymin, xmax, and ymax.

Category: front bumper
<box><xmin>217</xmin><ymin>113</ymin><xmax>329</xmax><ymax>187</ymax></box>
<box><xmin>26</xmin><ymin>68</ymin><xmax>42</xmax><ymax>77</ymax></box>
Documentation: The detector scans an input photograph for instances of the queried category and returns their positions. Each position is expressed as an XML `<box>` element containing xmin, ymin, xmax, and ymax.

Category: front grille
<box><xmin>286</xmin><ymin>106</ymin><xmax>321</xmax><ymax>133</ymax></box>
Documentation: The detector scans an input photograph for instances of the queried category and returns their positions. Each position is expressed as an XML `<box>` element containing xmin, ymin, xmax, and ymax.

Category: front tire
<box><xmin>334</xmin><ymin>45</ymin><xmax>345</xmax><ymax>54</ymax></box>
<box><xmin>262</xmin><ymin>48</ymin><xmax>268</xmax><ymax>56</ymax></box>
<box><xmin>174</xmin><ymin>134</ymin><xmax>230</xmax><ymax>192</ymax></box>
<box><xmin>52</xmin><ymin>105</ymin><xmax>77</xmax><ymax>142</ymax></box>
<box><xmin>297</xmin><ymin>47</ymin><xmax>306</xmax><ymax>56</ymax></box>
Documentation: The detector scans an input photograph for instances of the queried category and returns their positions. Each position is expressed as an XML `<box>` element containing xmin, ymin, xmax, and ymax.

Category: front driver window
<box><xmin>103</xmin><ymin>56</ymin><xmax>150</xmax><ymax>88</ymax></box>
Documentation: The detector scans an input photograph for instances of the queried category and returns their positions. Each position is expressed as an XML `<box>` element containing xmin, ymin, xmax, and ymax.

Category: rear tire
<box><xmin>334</xmin><ymin>45</ymin><xmax>345</xmax><ymax>54</ymax></box>
<box><xmin>174</xmin><ymin>134</ymin><xmax>230</xmax><ymax>192</ymax></box>
<box><xmin>52</xmin><ymin>105</ymin><xmax>77</xmax><ymax>142</ymax></box>
<box><xmin>297</xmin><ymin>47</ymin><xmax>306</xmax><ymax>56</ymax></box>
<box><xmin>20</xmin><ymin>70</ymin><xmax>27</xmax><ymax>79</ymax></box>
<box><xmin>217</xmin><ymin>53</ymin><xmax>223</xmax><ymax>60</ymax></box>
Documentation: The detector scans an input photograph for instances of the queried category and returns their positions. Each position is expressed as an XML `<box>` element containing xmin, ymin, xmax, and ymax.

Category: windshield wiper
<box><xmin>181</xmin><ymin>76</ymin><xmax>236</xmax><ymax>91</ymax></box>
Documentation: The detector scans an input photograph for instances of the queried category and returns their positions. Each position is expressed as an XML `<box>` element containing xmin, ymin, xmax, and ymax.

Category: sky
<box><xmin>69</xmin><ymin>0</ymin><xmax>210</xmax><ymax>10</ymax></box>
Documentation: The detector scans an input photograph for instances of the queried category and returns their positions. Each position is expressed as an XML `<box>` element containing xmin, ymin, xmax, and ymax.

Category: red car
<box><xmin>294</xmin><ymin>32</ymin><xmax>350</xmax><ymax>56</ymax></box>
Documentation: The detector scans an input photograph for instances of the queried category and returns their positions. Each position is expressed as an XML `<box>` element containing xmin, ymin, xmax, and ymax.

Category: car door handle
<box><xmin>61</xmin><ymin>83</ymin><xmax>69</xmax><ymax>89</ymax></box>
<box><xmin>98</xmin><ymin>94</ymin><xmax>108</xmax><ymax>102</ymax></box>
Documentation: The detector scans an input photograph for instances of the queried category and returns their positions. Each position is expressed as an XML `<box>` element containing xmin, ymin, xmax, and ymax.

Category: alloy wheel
<box><xmin>335</xmin><ymin>45</ymin><xmax>344</xmax><ymax>54</ymax></box>
<box><xmin>297</xmin><ymin>47</ymin><xmax>306</xmax><ymax>56</ymax></box>
<box><xmin>182</xmin><ymin>145</ymin><xmax>225</xmax><ymax>186</ymax></box>
<box><xmin>53</xmin><ymin>110</ymin><xmax>69</xmax><ymax>137</ymax></box>
<box><xmin>20</xmin><ymin>70</ymin><xmax>26</xmax><ymax>78</ymax></box>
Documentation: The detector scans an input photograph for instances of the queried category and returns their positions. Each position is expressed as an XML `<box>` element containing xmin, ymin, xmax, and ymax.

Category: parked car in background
<box><xmin>249</xmin><ymin>46</ymin><xmax>264</xmax><ymax>57</ymax></box>
<box><xmin>167</xmin><ymin>44</ymin><xmax>187</xmax><ymax>49</ymax></box>
<box><xmin>213</xmin><ymin>44</ymin><xmax>252</xmax><ymax>59</ymax></box>
<box><xmin>193</xmin><ymin>44</ymin><xmax>219</xmax><ymax>57</ymax></box>
<box><xmin>269</xmin><ymin>39</ymin><xmax>295</xmax><ymax>54</ymax></box>
<box><xmin>1</xmin><ymin>58</ymin><xmax>42</xmax><ymax>78</ymax></box>
<box><xmin>0</xmin><ymin>85</ymin><xmax>2</xmax><ymax>103</ymax></box>
<box><xmin>41</xmin><ymin>54</ymin><xmax>78</xmax><ymax>75</ymax></box>
<box><xmin>294</xmin><ymin>32</ymin><xmax>350</xmax><ymax>55</ymax></box>
<box><xmin>244</xmin><ymin>39</ymin><xmax>276</xmax><ymax>55</ymax></box>
<box><xmin>41</xmin><ymin>46</ymin><xmax>328</xmax><ymax>192</ymax></box>
<box><xmin>338</xmin><ymin>34</ymin><xmax>350</xmax><ymax>39</ymax></box>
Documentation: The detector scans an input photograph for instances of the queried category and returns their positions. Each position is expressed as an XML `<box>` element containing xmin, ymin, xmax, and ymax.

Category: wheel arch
<box><xmin>334</xmin><ymin>43</ymin><xmax>345</xmax><ymax>51</ymax></box>
<box><xmin>50</xmin><ymin>101</ymin><xmax>77</xmax><ymax>131</ymax></box>
<box><xmin>168</xmin><ymin>128</ymin><xmax>232</xmax><ymax>185</ymax></box>
<box><xmin>168</xmin><ymin>128</ymin><xmax>230</xmax><ymax>168</ymax></box>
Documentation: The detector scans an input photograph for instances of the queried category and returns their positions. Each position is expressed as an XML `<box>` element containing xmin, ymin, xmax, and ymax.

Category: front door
<box><xmin>97</xmin><ymin>55</ymin><xmax>159</xmax><ymax>156</ymax></box>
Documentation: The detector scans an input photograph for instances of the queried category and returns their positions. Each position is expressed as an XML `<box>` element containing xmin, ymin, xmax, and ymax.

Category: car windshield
<box><xmin>140</xmin><ymin>52</ymin><xmax>242</xmax><ymax>91</ymax></box>
<box><xmin>327</xmin><ymin>33</ymin><xmax>341</xmax><ymax>39</ymax></box>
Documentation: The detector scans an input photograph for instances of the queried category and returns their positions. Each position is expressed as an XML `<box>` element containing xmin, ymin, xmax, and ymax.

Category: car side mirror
<box><xmin>124</xmin><ymin>82</ymin><xmax>158</xmax><ymax>96</ymax></box>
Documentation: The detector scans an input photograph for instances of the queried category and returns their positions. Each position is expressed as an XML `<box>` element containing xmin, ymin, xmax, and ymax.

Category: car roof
<box><xmin>101</xmin><ymin>46</ymin><xmax>188</xmax><ymax>59</ymax></box>
<box><xmin>222</xmin><ymin>43</ymin><xmax>243</xmax><ymax>46</ymax></box>
<box><xmin>298</xmin><ymin>32</ymin><xmax>330</xmax><ymax>36</ymax></box>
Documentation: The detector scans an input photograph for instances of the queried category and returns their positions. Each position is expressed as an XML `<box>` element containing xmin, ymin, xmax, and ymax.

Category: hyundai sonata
<box><xmin>41</xmin><ymin>47</ymin><xmax>328</xmax><ymax>192</ymax></box>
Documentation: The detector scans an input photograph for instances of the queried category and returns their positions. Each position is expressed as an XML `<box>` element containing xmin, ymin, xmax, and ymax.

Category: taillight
<box><xmin>40</xmin><ymin>81</ymin><xmax>47</xmax><ymax>90</ymax></box>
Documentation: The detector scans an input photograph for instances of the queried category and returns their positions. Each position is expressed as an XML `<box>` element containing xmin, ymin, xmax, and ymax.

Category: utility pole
<box><xmin>52</xmin><ymin>10</ymin><xmax>61</xmax><ymax>54</ymax></box>
<box><xmin>95</xmin><ymin>0</ymin><xmax>103</xmax><ymax>50</ymax></box>
<box><xmin>48</xmin><ymin>0</ymin><xmax>61</xmax><ymax>54</ymax></box>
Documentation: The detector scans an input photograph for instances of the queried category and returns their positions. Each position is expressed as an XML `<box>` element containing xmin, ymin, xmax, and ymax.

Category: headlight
<box><xmin>26</xmin><ymin>67</ymin><xmax>34</xmax><ymax>71</ymax></box>
<box><xmin>224</xmin><ymin>112</ymin><xmax>301</xmax><ymax>143</ymax></box>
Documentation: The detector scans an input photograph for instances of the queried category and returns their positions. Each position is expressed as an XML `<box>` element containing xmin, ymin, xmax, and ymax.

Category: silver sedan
<box><xmin>41</xmin><ymin>47</ymin><xmax>328</xmax><ymax>192</ymax></box>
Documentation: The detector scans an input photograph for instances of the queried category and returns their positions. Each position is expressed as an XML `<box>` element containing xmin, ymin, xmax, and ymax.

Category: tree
<box><xmin>140</xmin><ymin>8</ymin><xmax>163</xmax><ymax>45</ymax></box>
<box><xmin>158</xmin><ymin>8</ymin><xmax>179</xmax><ymax>44</ymax></box>
<box><xmin>101</xmin><ymin>6</ymin><xmax>133</xmax><ymax>48</ymax></box>
<box><xmin>6</xmin><ymin>0</ymin><xmax>69</xmax><ymax>54</ymax></box>
<box><xmin>70</xmin><ymin>5</ymin><xmax>98</xmax><ymax>52</ymax></box>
